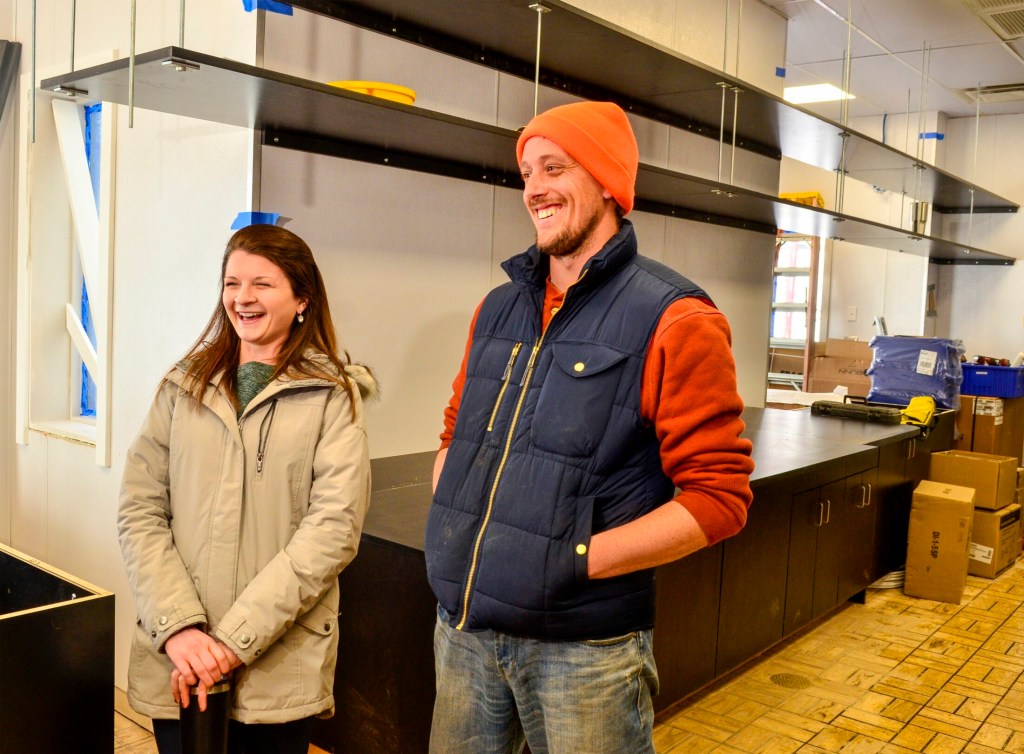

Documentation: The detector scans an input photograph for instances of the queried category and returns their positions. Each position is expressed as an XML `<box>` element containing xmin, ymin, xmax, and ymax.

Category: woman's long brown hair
<box><xmin>176</xmin><ymin>224</ymin><xmax>355</xmax><ymax>412</ymax></box>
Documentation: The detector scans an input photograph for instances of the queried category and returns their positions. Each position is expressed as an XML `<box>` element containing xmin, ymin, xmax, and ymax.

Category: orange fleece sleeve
<box><xmin>439</xmin><ymin>303</ymin><xmax>482</xmax><ymax>449</ymax></box>
<box><xmin>641</xmin><ymin>297</ymin><xmax>754</xmax><ymax>545</ymax></box>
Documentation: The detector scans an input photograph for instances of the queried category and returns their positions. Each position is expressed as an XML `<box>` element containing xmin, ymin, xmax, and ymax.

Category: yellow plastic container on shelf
<box><xmin>780</xmin><ymin>191</ymin><xmax>825</xmax><ymax>209</ymax></box>
<box><xmin>327</xmin><ymin>80</ymin><xmax>416</xmax><ymax>105</ymax></box>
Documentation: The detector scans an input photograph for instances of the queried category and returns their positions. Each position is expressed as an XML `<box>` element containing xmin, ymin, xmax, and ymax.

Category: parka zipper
<box><xmin>486</xmin><ymin>342</ymin><xmax>523</xmax><ymax>432</ymax></box>
<box><xmin>255</xmin><ymin>399</ymin><xmax>278</xmax><ymax>474</ymax></box>
<box><xmin>455</xmin><ymin>270</ymin><xmax>587</xmax><ymax>631</ymax></box>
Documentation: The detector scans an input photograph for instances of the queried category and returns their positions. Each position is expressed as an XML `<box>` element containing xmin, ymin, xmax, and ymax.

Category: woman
<box><xmin>118</xmin><ymin>224</ymin><xmax>375</xmax><ymax>753</ymax></box>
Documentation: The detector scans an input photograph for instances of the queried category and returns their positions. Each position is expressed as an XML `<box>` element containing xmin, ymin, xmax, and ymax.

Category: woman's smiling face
<box><xmin>222</xmin><ymin>249</ymin><xmax>306</xmax><ymax>363</ymax></box>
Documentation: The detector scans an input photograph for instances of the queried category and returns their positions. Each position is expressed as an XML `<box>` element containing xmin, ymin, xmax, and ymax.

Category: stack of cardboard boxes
<box><xmin>904</xmin><ymin>450</ymin><xmax>1022</xmax><ymax>604</ymax></box>
<box><xmin>953</xmin><ymin>395</ymin><xmax>1024</xmax><ymax>463</ymax></box>
<box><xmin>808</xmin><ymin>339</ymin><xmax>873</xmax><ymax>395</ymax></box>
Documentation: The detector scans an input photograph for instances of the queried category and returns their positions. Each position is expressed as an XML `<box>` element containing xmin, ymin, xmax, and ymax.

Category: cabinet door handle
<box><xmin>816</xmin><ymin>501</ymin><xmax>825</xmax><ymax>527</ymax></box>
<box><xmin>864</xmin><ymin>482</ymin><xmax>872</xmax><ymax>506</ymax></box>
<box><xmin>823</xmin><ymin>499</ymin><xmax>831</xmax><ymax>525</ymax></box>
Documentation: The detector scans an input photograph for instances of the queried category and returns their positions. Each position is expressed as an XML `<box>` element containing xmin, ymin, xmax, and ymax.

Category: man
<box><xmin>426</xmin><ymin>100</ymin><xmax>754</xmax><ymax>754</ymax></box>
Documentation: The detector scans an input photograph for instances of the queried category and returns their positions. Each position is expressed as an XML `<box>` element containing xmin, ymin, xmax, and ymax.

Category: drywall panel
<box><xmin>825</xmin><ymin>241</ymin><xmax>927</xmax><ymax>341</ymax></box>
<box><xmin>940</xmin><ymin>113</ymin><xmax>1024</xmax><ymax>261</ymax></box>
<box><xmin>931</xmin><ymin>113</ymin><xmax>1024</xmax><ymax>362</ymax></box>
<box><xmin>259</xmin><ymin>145</ymin><xmax>497</xmax><ymax>459</ymax></box>
<box><xmin>661</xmin><ymin>219</ymin><xmax>773</xmax><ymax>408</ymax></box>
<box><xmin>826</xmin><ymin>242</ymin><xmax>886</xmax><ymax>342</ymax></box>
<box><xmin>882</xmin><ymin>249</ymin><xmax>928</xmax><ymax>337</ymax></box>
<box><xmin>264</xmin><ymin>10</ymin><xmax>500</xmax><ymax>125</ymax></box>
<box><xmin>935</xmin><ymin>263</ymin><xmax>1024</xmax><ymax>358</ymax></box>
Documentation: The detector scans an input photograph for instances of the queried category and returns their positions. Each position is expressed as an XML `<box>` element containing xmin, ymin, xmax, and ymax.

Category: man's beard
<box><xmin>536</xmin><ymin>210</ymin><xmax>600</xmax><ymax>259</ymax></box>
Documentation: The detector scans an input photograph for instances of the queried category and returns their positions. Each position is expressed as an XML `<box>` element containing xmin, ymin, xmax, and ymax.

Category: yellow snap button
<box><xmin>551</xmin><ymin>306</ymin><xmax>560</xmax><ymax>315</ymax></box>
<box><xmin>574</xmin><ymin>362</ymin><xmax>585</xmax><ymax>373</ymax></box>
<box><xmin>576</xmin><ymin>544</ymin><xmax>587</xmax><ymax>555</ymax></box>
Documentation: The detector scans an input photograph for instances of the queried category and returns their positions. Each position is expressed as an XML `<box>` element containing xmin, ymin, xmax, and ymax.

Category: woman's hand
<box><xmin>166</xmin><ymin>628</ymin><xmax>242</xmax><ymax>711</ymax></box>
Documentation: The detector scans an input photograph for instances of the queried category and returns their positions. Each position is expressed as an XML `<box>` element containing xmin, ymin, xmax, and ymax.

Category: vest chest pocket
<box><xmin>531</xmin><ymin>343</ymin><xmax>629</xmax><ymax>457</ymax></box>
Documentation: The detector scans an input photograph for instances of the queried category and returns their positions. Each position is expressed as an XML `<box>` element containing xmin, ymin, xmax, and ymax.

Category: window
<box><xmin>78</xmin><ymin>103</ymin><xmax>102</xmax><ymax>419</ymax></box>
<box><xmin>15</xmin><ymin>81</ymin><xmax>116</xmax><ymax>466</ymax></box>
<box><xmin>771</xmin><ymin>235</ymin><xmax>813</xmax><ymax>346</ymax></box>
<box><xmin>768</xmin><ymin>234</ymin><xmax>820</xmax><ymax>390</ymax></box>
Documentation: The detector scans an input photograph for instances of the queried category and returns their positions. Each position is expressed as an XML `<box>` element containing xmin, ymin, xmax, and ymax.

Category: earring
<box><xmin>297</xmin><ymin>312</ymin><xmax>305</xmax><ymax>323</ymax></box>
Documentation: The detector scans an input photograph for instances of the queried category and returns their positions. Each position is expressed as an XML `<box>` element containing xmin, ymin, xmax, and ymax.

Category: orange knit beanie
<box><xmin>516</xmin><ymin>101</ymin><xmax>639</xmax><ymax>214</ymax></box>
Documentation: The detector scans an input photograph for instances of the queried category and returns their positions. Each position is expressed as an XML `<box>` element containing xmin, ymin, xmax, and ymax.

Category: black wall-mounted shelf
<box><xmin>287</xmin><ymin>0</ymin><xmax>1018</xmax><ymax>216</ymax></box>
<box><xmin>39</xmin><ymin>47</ymin><xmax>1013</xmax><ymax>264</ymax></box>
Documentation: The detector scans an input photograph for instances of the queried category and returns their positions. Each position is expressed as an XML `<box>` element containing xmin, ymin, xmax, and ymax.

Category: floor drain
<box><xmin>770</xmin><ymin>673</ymin><xmax>811</xmax><ymax>689</ymax></box>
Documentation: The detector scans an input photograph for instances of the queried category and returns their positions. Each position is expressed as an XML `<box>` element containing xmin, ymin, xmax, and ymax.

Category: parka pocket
<box><xmin>294</xmin><ymin>599</ymin><xmax>338</xmax><ymax>637</ymax></box>
<box><xmin>531</xmin><ymin>343</ymin><xmax>629</xmax><ymax>457</ymax></box>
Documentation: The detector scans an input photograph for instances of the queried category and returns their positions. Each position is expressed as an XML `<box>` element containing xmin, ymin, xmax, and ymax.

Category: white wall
<box><xmin>5</xmin><ymin>0</ymin><xmax>258</xmax><ymax>699</ymax></box>
<box><xmin>1</xmin><ymin>12</ymin><xmax>16</xmax><ymax>542</ymax></box>
<box><xmin>931</xmin><ymin>113</ymin><xmax>1024</xmax><ymax>359</ymax></box>
<box><xmin>569</xmin><ymin>0</ymin><xmax>789</xmax><ymax>96</ymax></box>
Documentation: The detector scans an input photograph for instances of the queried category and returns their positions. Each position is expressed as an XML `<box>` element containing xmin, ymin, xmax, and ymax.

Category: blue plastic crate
<box><xmin>961</xmin><ymin>364</ymin><xmax>1024</xmax><ymax>398</ymax></box>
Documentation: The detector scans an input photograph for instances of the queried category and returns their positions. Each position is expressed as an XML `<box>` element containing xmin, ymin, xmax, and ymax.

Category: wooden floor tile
<box><xmin>921</xmin><ymin>732</ymin><xmax>969</xmax><ymax>752</ymax></box>
<box><xmin>908</xmin><ymin>705</ymin><xmax>979</xmax><ymax>738</ymax></box>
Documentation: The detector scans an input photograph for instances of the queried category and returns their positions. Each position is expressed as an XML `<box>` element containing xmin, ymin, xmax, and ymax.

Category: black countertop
<box><xmin>363</xmin><ymin>408</ymin><xmax>920</xmax><ymax>552</ymax></box>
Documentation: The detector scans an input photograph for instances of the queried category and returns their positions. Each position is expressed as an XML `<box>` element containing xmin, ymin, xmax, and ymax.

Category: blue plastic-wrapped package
<box><xmin>866</xmin><ymin>336</ymin><xmax>964</xmax><ymax>409</ymax></box>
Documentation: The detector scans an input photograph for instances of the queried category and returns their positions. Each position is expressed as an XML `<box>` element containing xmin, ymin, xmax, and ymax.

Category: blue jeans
<box><xmin>429</xmin><ymin>606</ymin><xmax>658</xmax><ymax>754</ymax></box>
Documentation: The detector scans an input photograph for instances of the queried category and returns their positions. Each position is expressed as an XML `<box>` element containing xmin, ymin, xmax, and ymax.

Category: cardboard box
<box><xmin>905</xmin><ymin>480</ymin><xmax>975</xmax><ymax>604</ymax></box>
<box><xmin>969</xmin><ymin>504</ymin><xmax>1022</xmax><ymax>578</ymax></box>
<box><xmin>929</xmin><ymin>450</ymin><xmax>1018</xmax><ymax>510</ymax></box>
<box><xmin>808</xmin><ymin>339</ymin><xmax>873</xmax><ymax>394</ymax></box>
<box><xmin>952</xmin><ymin>394</ymin><xmax>977</xmax><ymax>452</ymax></box>
<box><xmin>953</xmin><ymin>395</ymin><xmax>1024</xmax><ymax>464</ymax></box>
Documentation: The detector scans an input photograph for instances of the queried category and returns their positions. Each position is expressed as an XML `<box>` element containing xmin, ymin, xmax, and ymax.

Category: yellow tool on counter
<box><xmin>900</xmin><ymin>395</ymin><xmax>936</xmax><ymax>427</ymax></box>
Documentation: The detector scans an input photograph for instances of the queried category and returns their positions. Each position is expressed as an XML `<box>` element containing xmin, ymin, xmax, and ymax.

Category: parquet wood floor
<box><xmin>655</xmin><ymin>561</ymin><xmax>1024</xmax><ymax>753</ymax></box>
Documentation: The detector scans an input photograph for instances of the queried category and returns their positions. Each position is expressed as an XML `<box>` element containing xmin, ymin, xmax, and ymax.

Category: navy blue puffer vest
<box><xmin>426</xmin><ymin>221</ymin><xmax>709</xmax><ymax>640</ymax></box>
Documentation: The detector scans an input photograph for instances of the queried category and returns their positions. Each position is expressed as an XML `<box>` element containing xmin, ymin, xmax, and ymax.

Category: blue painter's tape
<box><xmin>918</xmin><ymin>131</ymin><xmax>945</xmax><ymax>140</ymax></box>
<box><xmin>775</xmin><ymin>66</ymin><xmax>786</xmax><ymax>78</ymax></box>
<box><xmin>242</xmin><ymin>0</ymin><xmax>294</xmax><ymax>15</ymax></box>
<box><xmin>231</xmin><ymin>211</ymin><xmax>281</xmax><ymax>229</ymax></box>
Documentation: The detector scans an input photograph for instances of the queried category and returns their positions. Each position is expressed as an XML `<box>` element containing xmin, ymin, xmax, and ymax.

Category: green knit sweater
<box><xmin>236</xmin><ymin>361</ymin><xmax>275</xmax><ymax>416</ymax></box>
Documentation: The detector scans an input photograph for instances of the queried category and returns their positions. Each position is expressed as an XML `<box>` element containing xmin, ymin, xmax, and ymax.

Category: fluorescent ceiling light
<box><xmin>783</xmin><ymin>84</ymin><xmax>856</xmax><ymax>104</ymax></box>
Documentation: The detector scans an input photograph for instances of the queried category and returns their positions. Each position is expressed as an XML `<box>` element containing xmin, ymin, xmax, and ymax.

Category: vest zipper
<box><xmin>454</xmin><ymin>271</ymin><xmax>585</xmax><ymax>631</ymax></box>
<box><xmin>486</xmin><ymin>342</ymin><xmax>523</xmax><ymax>432</ymax></box>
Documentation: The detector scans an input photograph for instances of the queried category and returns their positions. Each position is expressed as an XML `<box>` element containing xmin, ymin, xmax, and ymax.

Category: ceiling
<box><xmin>759</xmin><ymin>0</ymin><xmax>1024</xmax><ymax>122</ymax></box>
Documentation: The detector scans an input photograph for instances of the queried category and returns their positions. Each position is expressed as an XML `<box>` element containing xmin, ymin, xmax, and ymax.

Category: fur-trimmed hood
<box><xmin>343</xmin><ymin>363</ymin><xmax>379</xmax><ymax>403</ymax></box>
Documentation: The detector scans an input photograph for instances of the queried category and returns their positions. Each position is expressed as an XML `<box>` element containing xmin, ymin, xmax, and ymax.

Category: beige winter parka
<box><xmin>117</xmin><ymin>357</ymin><xmax>374</xmax><ymax>724</ymax></box>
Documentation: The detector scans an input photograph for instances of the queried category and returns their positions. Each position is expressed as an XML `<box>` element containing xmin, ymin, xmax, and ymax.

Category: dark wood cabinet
<box><xmin>653</xmin><ymin>543</ymin><xmax>723</xmax><ymax>710</ymax></box>
<box><xmin>872</xmin><ymin>438</ymin><xmax>914</xmax><ymax>579</ymax></box>
<box><xmin>1</xmin><ymin>544</ymin><xmax>114</xmax><ymax>754</ymax></box>
<box><xmin>785</xmin><ymin>476</ymin><xmax>846</xmax><ymax>635</ymax></box>
<box><xmin>837</xmin><ymin>466</ymin><xmax>879</xmax><ymax>603</ymax></box>
<box><xmin>716</xmin><ymin>477</ymin><xmax>792</xmax><ymax>676</ymax></box>
<box><xmin>313</xmin><ymin>536</ymin><xmax>437</xmax><ymax>754</ymax></box>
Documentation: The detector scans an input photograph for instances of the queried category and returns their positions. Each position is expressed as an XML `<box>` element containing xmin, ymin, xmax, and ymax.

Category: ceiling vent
<box><xmin>960</xmin><ymin>0</ymin><xmax>1024</xmax><ymax>40</ymax></box>
<box><xmin>959</xmin><ymin>82</ymin><xmax>1024</xmax><ymax>104</ymax></box>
